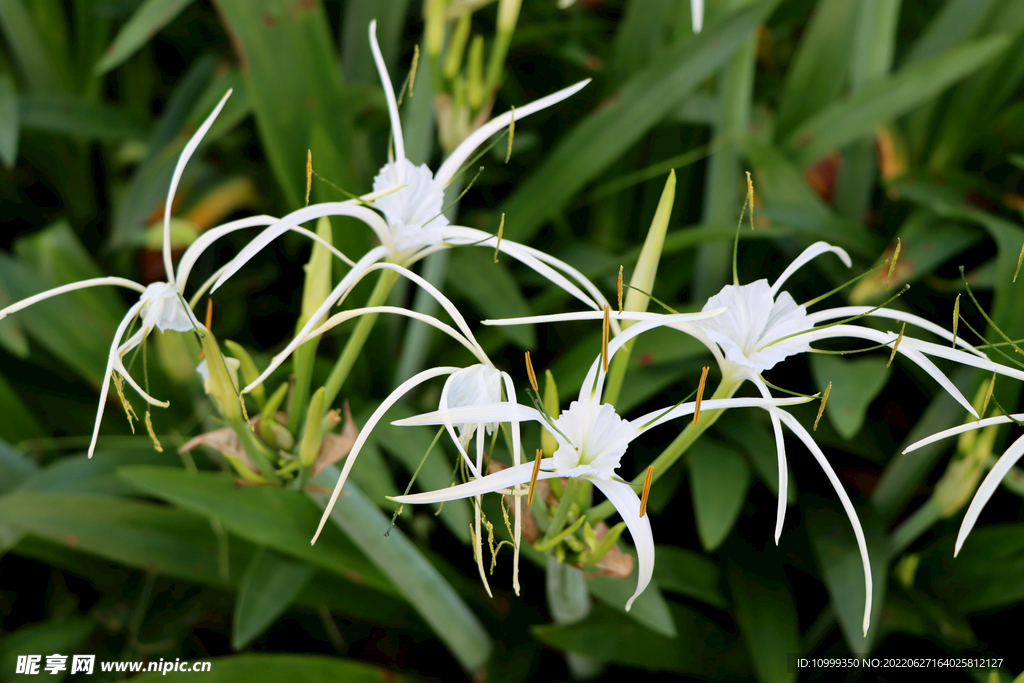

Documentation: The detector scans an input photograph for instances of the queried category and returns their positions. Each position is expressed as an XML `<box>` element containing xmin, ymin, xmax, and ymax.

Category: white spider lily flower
<box><xmin>903</xmin><ymin>413</ymin><xmax>1024</xmax><ymax>557</ymax></box>
<box><xmin>0</xmin><ymin>91</ymin><xmax>342</xmax><ymax>458</ymax></box>
<box><xmin>205</xmin><ymin>22</ymin><xmax>618</xmax><ymax>395</ymax></box>
<box><xmin>484</xmin><ymin>240</ymin><xmax>1024</xmax><ymax>634</ymax></box>
<box><xmin>389</xmin><ymin>315</ymin><xmax>812</xmax><ymax>610</ymax></box>
<box><xmin>298</xmin><ymin>262</ymin><xmax>526</xmax><ymax>595</ymax></box>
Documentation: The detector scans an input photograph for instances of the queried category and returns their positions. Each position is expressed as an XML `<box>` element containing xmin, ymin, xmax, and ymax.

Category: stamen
<box><xmin>959</xmin><ymin>266</ymin><xmax>1024</xmax><ymax>359</ymax></box>
<box><xmin>764</xmin><ymin>284</ymin><xmax>909</xmax><ymax>350</ymax></box>
<box><xmin>625</xmin><ymin>284</ymin><xmax>679</xmax><ymax>314</ymax></box>
<box><xmin>952</xmin><ymin>294</ymin><xmax>960</xmax><ymax>348</ymax></box>
<box><xmin>305</xmin><ymin>150</ymin><xmax>313</xmax><ymax>206</ymax></box>
<box><xmin>693</xmin><ymin>366</ymin><xmax>709</xmax><ymax>425</ymax></box>
<box><xmin>527</xmin><ymin>448</ymin><xmax>543</xmax><ymax>506</ymax></box>
<box><xmin>493</xmin><ymin>213</ymin><xmax>504</xmax><ymax>263</ymax></box>
<box><xmin>601</xmin><ymin>305</ymin><xmax>610</xmax><ymax>372</ymax></box>
<box><xmin>887</xmin><ymin>238</ymin><xmax>901</xmax><ymax>289</ymax></box>
<box><xmin>980</xmin><ymin>372</ymin><xmax>996</xmax><ymax>420</ymax></box>
<box><xmin>814</xmin><ymin>382</ymin><xmax>832</xmax><ymax>431</ymax></box>
<box><xmin>887</xmin><ymin>322</ymin><xmax>905</xmax><ymax>368</ymax></box>
<box><xmin>505</xmin><ymin>105</ymin><xmax>515</xmax><ymax>163</ymax></box>
<box><xmin>408</xmin><ymin>45</ymin><xmax>419</xmax><ymax>98</ymax></box>
<box><xmin>617</xmin><ymin>266</ymin><xmax>623</xmax><ymax>314</ymax></box>
<box><xmin>639</xmin><ymin>465</ymin><xmax>654</xmax><ymax>518</ymax></box>
<box><xmin>1015</xmin><ymin>243</ymin><xmax>1024</xmax><ymax>283</ymax></box>
<box><xmin>525</xmin><ymin>351</ymin><xmax>539</xmax><ymax>392</ymax></box>
<box><xmin>732</xmin><ymin>171</ymin><xmax>755</xmax><ymax>285</ymax></box>
<box><xmin>145</xmin><ymin>410</ymin><xmax>164</xmax><ymax>453</ymax></box>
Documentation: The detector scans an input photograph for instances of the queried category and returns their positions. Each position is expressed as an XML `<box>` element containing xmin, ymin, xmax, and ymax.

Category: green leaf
<box><xmin>127</xmin><ymin>654</ymin><xmax>410</xmax><ymax>682</ymax></box>
<box><xmin>0</xmin><ymin>0</ymin><xmax>62</xmax><ymax>93</ymax></box>
<box><xmin>118</xmin><ymin>466</ymin><xmax>394</xmax><ymax>594</ymax></box>
<box><xmin>0</xmin><ymin>492</ymin><xmax>236</xmax><ymax>585</ymax></box>
<box><xmin>718</xmin><ymin>411</ymin><xmax>796</xmax><ymax>504</ymax></box>
<box><xmin>532</xmin><ymin>602</ymin><xmax>749</xmax><ymax>676</ymax></box>
<box><xmin>924</xmin><ymin>524</ymin><xmax>1024</xmax><ymax>612</ymax></box>
<box><xmin>587</xmin><ymin>571</ymin><xmax>676</xmax><ymax>638</ymax></box>
<box><xmin>0</xmin><ymin>438</ymin><xmax>36</xmax><ymax>494</ymax></box>
<box><xmin>903</xmin><ymin>0</ymin><xmax>999</xmax><ymax>66</ymax></box>
<box><xmin>785</xmin><ymin>35</ymin><xmax>1010</xmax><ymax>167</ymax></box>
<box><xmin>94</xmin><ymin>0</ymin><xmax>196</xmax><ymax>75</ymax></box>
<box><xmin>728</xmin><ymin>562</ymin><xmax>799</xmax><ymax>683</ymax></box>
<box><xmin>18</xmin><ymin>94</ymin><xmax>145</xmax><ymax>141</ymax></box>
<box><xmin>309</xmin><ymin>469</ymin><xmax>493</xmax><ymax>674</ymax></box>
<box><xmin>805</xmin><ymin>497</ymin><xmax>888</xmax><ymax>653</ymax></box>
<box><xmin>809</xmin><ymin>355</ymin><xmax>890</xmax><ymax>440</ymax></box>
<box><xmin>0</xmin><ymin>373</ymin><xmax>44</xmax><ymax>443</ymax></box>
<box><xmin>213</xmin><ymin>0</ymin><xmax>354</xmax><ymax>208</ymax></box>
<box><xmin>0</xmin><ymin>618</ymin><xmax>92</xmax><ymax>683</ymax></box>
<box><xmin>774</xmin><ymin>0</ymin><xmax>857</xmax><ymax>140</ymax></box>
<box><xmin>501</xmin><ymin>0</ymin><xmax>782</xmax><ymax>243</ymax></box>
<box><xmin>689</xmin><ymin>439</ymin><xmax>750</xmax><ymax>551</ymax></box>
<box><xmin>0</xmin><ymin>73</ymin><xmax>18</xmax><ymax>167</ymax></box>
<box><xmin>652</xmin><ymin>544</ymin><xmax>727</xmax><ymax>608</ymax></box>
<box><xmin>16</xmin><ymin>448</ymin><xmax>179</xmax><ymax>497</ymax></box>
<box><xmin>233</xmin><ymin>548</ymin><xmax>315</xmax><ymax>649</ymax></box>
<box><xmin>448</xmin><ymin>248</ymin><xmax>536</xmax><ymax>349</ymax></box>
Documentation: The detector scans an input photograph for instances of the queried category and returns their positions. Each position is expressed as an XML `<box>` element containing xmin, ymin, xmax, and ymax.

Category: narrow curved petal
<box><xmin>630</xmin><ymin>395</ymin><xmax>812</xmax><ymax>435</ymax></box>
<box><xmin>438</xmin><ymin>375</ymin><xmax>484</xmax><ymax>478</ymax></box>
<box><xmin>369</xmin><ymin>20</ymin><xmax>405</xmax><ymax>172</ymax></box>
<box><xmin>239</xmin><ymin>246</ymin><xmax>388</xmax><ymax>393</ymax></box>
<box><xmin>211</xmin><ymin>204</ymin><xmax>389</xmax><ymax>293</ymax></box>
<box><xmin>752</xmin><ymin>376</ymin><xmax>788</xmax><ymax>545</ymax></box>
<box><xmin>770</xmin><ymin>242</ymin><xmax>851</xmax><ymax>297</ymax></box>
<box><xmin>899</xmin><ymin>336</ymin><xmax>1024</xmax><ymax>382</ymax></box>
<box><xmin>805</xmin><ymin>306</ymin><xmax>986</xmax><ymax>358</ymax></box>
<box><xmin>484</xmin><ymin>311</ymin><xmax>665</xmax><ymax>326</ymax></box>
<box><xmin>390</xmin><ymin>459</ymin><xmax>558</xmax><ymax>505</ymax></box>
<box><xmin>175</xmin><ymin>216</ymin><xmax>355</xmax><ymax>292</ymax></box>
<box><xmin>801</xmin><ymin>324</ymin><xmax>977</xmax><ymax>418</ymax></box>
<box><xmin>776</xmin><ymin>410</ymin><xmax>872</xmax><ymax>636</ymax></box>
<box><xmin>89</xmin><ymin>300</ymin><xmax>146</xmax><ymax>458</ymax></box>
<box><xmin>164</xmin><ymin>89</ymin><xmax>232</xmax><ymax>282</ymax></box>
<box><xmin>588</xmin><ymin>477</ymin><xmax>653</xmax><ymax>611</ymax></box>
<box><xmin>955</xmin><ymin>433</ymin><xmax>1024</xmax><ymax>556</ymax></box>
<box><xmin>434</xmin><ymin>79</ymin><xmax>591</xmax><ymax>187</ymax></box>
<box><xmin>903</xmin><ymin>414</ymin><xmax>1024</xmax><ymax>454</ymax></box>
<box><xmin>691</xmin><ymin>0</ymin><xmax>704</xmax><ymax>32</ymax></box>
<box><xmin>111</xmin><ymin>326</ymin><xmax>171</xmax><ymax>408</ymax></box>
<box><xmin>359</xmin><ymin>262</ymin><xmax>483</xmax><ymax>355</ymax></box>
<box><xmin>392</xmin><ymin>403</ymin><xmax>544</xmax><ymax>429</ymax></box>
<box><xmin>310</xmin><ymin>366</ymin><xmax>461</xmax><ymax>544</ymax></box>
<box><xmin>0</xmin><ymin>277</ymin><xmax>147</xmax><ymax>319</ymax></box>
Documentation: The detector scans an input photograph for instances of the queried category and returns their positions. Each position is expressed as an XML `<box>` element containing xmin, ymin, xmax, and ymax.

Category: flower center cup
<box><xmin>551</xmin><ymin>401</ymin><xmax>635</xmax><ymax>479</ymax></box>
<box><xmin>372</xmin><ymin>159</ymin><xmax>450</xmax><ymax>256</ymax></box>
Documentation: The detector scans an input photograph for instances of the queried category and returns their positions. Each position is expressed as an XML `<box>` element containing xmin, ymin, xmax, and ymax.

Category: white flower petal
<box><xmin>588</xmin><ymin>477</ymin><xmax>654</xmax><ymax>611</ymax></box>
<box><xmin>903</xmin><ymin>414</ymin><xmax>1024</xmax><ymax>454</ymax></box>
<box><xmin>899</xmin><ymin>336</ymin><xmax>1024</xmax><ymax>382</ymax></box>
<box><xmin>164</xmin><ymin>89</ymin><xmax>232</xmax><ymax>282</ymax></box>
<box><xmin>776</xmin><ymin>410</ymin><xmax>872</xmax><ymax>636</ymax></box>
<box><xmin>139</xmin><ymin>281</ymin><xmax>195</xmax><ymax>333</ymax></box>
<box><xmin>629</xmin><ymin>395</ymin><xmax>813</xmax><ymax>435</ymax></box>
<box><xmin>372</xmin><ymin>159</ymin><xmax>449</xmax><ymax>252</ymax></box>
<box><xmin>311</xmin><ymin>366</ymin><xmax>461</xmax><ymax>544</ymax></box>
<box><xmin>369</xmin><ymin>20</ymin><xmax>404</xmax><ymax>168</ymax></box>
<box><xmin>770</xmin><ymin>242</ymin><xmax>851</xmax><ymax>297</ymax></box>
<box><xmin>434</xmin><ymin>79</ymin><xmax>591</xmax><ymax>187</ymax></box>
<box><xmin>390</xmin><ymin>460</ymin><xmax>559</xmax><ymax>505</ymax></box>
<box><xmin>752</xmin><ymin>376</ymin><xmax>788</xmax><ymax>545</ymax></box>
<box><xmin>210</xmin><ymin>204</ymin><xmax>389</xmax><ymax>294</ymax></box>
<box><xmin>955</xmin><ymin>433</ymin><xmax>1024</xmax><ymax>556</ymax></box>
<box><xmin>500</xmin><ymin>371</ymin><xmax>524</xmax><ymax>594</ymax></box>
<box><xmin>691</xmin><ymin>0</ymin><xmax>704</xmax><ymax>32</ymax></box>
<box><xmin>392</xmin><ymin>403</ymin><xmax>544</xmax><ymax>429</ymax></box>
<box><xmin>805</xmin><ymin>306</ymin><xmax>986</xmax><ymax>358</ymax></box>
<box><xmin>89</xmin><ymin>300</ymin><xmax>145</xmax><ymax>458</ymax></box>
<box><xmin>0</xmin><ymin>277</ymin><xmax>146</xmax><ymax>320</ymax></box>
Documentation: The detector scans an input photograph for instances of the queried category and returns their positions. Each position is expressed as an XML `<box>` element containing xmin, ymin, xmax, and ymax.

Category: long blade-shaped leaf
<box><xmin>94</xmin><ymin>0</ymin><xmax>197</xmax><ymax>75</ymax></box>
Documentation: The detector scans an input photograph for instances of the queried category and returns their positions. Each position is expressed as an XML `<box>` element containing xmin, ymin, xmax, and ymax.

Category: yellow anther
<box><xmin>494</xmin><ymin>213</ymin><xmax>504</xmax><ymax>263</ymax></box>
<box><xmin>744</xmin><ymin>171</ymin><xmax>755</xmax><ymax>230</ymax></box>
<box><xmin>601</xmin><ymin>305</ymin><xmax>610</xmax><ymax>372</ymax></box>
<box><xmin>617</xmin><ymin>265</ymin><xmax>623</xmax><ymax>314</ymax></box>
<box><xmin>952</xmin><ymin>293</ymin><xmax>961</xmax><ymax>348</ymax></box>
<box><xmin>888</xmin><ymin>322</ymin><xmax>905</xmax><ymax>368</ymax></box>
<box><xmin>693</xmin><ymin>366</ymin><xmax>709</xmax><ymax>425</ymax></box>
<box><xmin>506</xmin><ymin>105</ymin><xmax>515</xmax><ymax>163</ymax></box>
<box><xmin>887</xmin><ymin>238</ymin><xmax>901</xmax><ymax>289</ymax></box>
<box><xmin>1015</xmin><ymin>243</ymin><xmax>1024</xmax><ymax>283</ymax></box>
<box><xmin>814</xmin><ymin>382</ymin><xmax>832</xmax><ymax>431</ymax></box>
<box><xmin>639</xmin><ymin>465</ymin><xmax>654</xmax><ymax>518</ymax></box>
<box><xmin>408</xmin><ymin>45</ymin><xmax>419</xmax><ymax>97</ymax></box>
<box><xmin>527</xmin><ymin>448</ymin><xmax>543</xmax><ymax>506</ymax></box>
<box><xmin>980</xmin><ymin>373</ymin><xmax>996</xmax><ymax>420</ymax></box>
<box><xmin>305</xmin><ymin>149</ymin><xmax>313</xmax><ymax>206</ymax></box>
<box><xmin>205</xmin><ymin>298</ymin><xmax>214</xmax><ymax>330</ymax></box>
<box><xmin>525</xmin><ymin>351</ymin><xmax>539</xmax><ymax>392</ymax></box>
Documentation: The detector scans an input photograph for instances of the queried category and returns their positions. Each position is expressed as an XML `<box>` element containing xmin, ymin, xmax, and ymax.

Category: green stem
<box><xmin>543</xmin><ymin>478</ymin><xmax>582</xmax><ymax>544</ymax></box>
<box><xmin>322</xmin><ymin>268</ymin><xmax>400</xmax><ymax>409</ymax></box>
<box><xmin>586</xmin><ymin>379</ymin><xmax>740</xmax><ymax>523</ymax></box>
